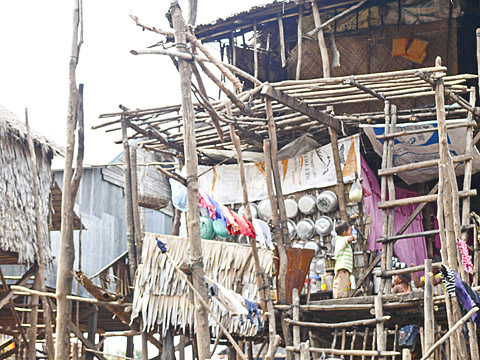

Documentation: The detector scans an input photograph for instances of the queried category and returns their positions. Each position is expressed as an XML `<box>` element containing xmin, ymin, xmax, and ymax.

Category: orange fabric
<box><xmin>219</xmin><ymin>204</ymin><xmax>240</xmax><ymax>235</ymax></box>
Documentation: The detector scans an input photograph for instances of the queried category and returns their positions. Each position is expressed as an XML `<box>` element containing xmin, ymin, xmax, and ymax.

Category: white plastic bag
<box><xmin>349</xmin><ymin>178</ymin><xmax>363</xmax><ymax>202</ymax></box>
<box><xmin>169</xmin><ymin>178</ymin><xmax>187</xmax><ymax>211</ymax></box>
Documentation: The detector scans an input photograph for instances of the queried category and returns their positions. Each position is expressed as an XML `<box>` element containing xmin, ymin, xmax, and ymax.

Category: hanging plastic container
<box><xmin>213</xmin><ymin>219</ymin><xmax>232</xmax><ymax>239</ymax></box>
<box><xmin>349</xmin><ymin>178</ymin><xmax>363</xmax><ymax>202</ymax></box>
<box><xmin>297</xmin><ymin>194</ymin><xmax>317</xmax><ymax>215</ymax></box>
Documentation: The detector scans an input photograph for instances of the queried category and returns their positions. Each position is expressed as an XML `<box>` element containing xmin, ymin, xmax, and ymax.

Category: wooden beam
<box><xmin>0</xmin><ymin>265</ymin><xmax>37</xmax><ymax>310</ymax></box>
<box><xmin>377</xmin><ymin>190</ymin><xmax>476</xmax><ymax>209</ymax></box>
<box><xmin>71</xmin><ymin>322</ymin><xmax>107</xmax><ymax>360</ymax></box>
<box><xmin>285</xmin><ymin>316</ymin><xmax>391</xmax><ymax>329</ymax></box>
<box><xmin>261</xmin><ymin>85</ymin><xmax>341</xmax><ymax>132</ymax></box>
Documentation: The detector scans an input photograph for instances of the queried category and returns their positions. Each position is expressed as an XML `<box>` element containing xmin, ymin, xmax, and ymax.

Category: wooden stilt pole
<box><xmin>55</xmin><ymin>2</ymin><xmax>84</xmax><ymax>357</ymax></box>
<box><xmin>253</xmin><ymin>19</ymin><xmax>258</xmax><ymax>79</ymax></box>
<box><xmin>292</xmin><ymin>289</ymin><xmax>300</xmax><ymax>360</ymax></box>
<box><xmin>374</xmin><ymin>295</ymin><xmax>386</xmax><ymax>360</ymax></box>
<box><xmin>169</xmin><ymin>2</ymin><xmax>211</xmax><ymax>359</ymax></box>
<box><xmin>228</xmin><ymin>111</ymin><xmax>277</xmax><ymax>356</ymax></box>
<box><xmin>296</xmin><ymin>6</ymin><xmax>303</xmax><ymax>81</ymax></box>
<box><xmin>424</xmin><ymin>259</ymin><xmax>434</xmax><ymax>360</ymax></box>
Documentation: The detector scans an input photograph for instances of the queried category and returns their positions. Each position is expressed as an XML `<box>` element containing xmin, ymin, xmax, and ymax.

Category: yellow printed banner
<box><xmin>198</xmin><ymin>134</ymin><xmax>360</xmax><ymax>204</ymax></box>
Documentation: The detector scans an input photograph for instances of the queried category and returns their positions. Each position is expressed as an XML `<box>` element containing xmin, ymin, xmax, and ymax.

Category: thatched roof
<box><xmin>0</xmin><ymin>105</ymin><xmax>58</xmax><ymax>264</ymax></box>
<box><xmin>131</xmin><ymin>233</ymin><xmax>274</xmax><ymax>337</ymax></box>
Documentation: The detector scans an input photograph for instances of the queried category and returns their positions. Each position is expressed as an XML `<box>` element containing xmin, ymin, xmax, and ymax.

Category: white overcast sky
<box><xmin>0</xmin><ymin>0</ymin><xmax>267</xmax><ymax>166</ymax></box>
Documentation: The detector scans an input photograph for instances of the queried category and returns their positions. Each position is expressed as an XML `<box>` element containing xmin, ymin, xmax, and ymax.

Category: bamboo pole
<box><xmin>253</xmin><ymin>19</ymin><xmax>258</xmax><ymax>79</ymax></box>
<box><xmin>308</xmin><ymin>0</ymin><xmax>367</xmax><ymax>36</ymax></box>
<box><xmin>374</xmin><ymin>294</ymin><xmax>386</xmax><ymax>360</ymax></box>
<box><xmin>163</xmin><ymin>251</ymin><xmax>247</xmax><ymax>360</ymax></box>
<box><xmin>285</xmin><ymin>316</ymin><xmax>391</xmax><ymax>329</ymax></box>
<box><xmin>277</xmin><ymin>13</ymin><xmax>286</xmax><ymax>68</ymax></box>
<box><xmin>292</xmin><ymin>289</ymin><xmax>300</xmax><ymax>360</ymax></box>
<box><xmin>170</xmin><ymin>3</ymin><xmax>211</xmax><ymax>359</ymax></box>
<box><xmin>296</xmin><ymin>6</ymin><xmax>303</xmax><ymax>81</ymax></box>
<box><xmin>420</xmin><ymin>307</ymin><xmax>479</xmax><ymax>360</ymax></box>
<box><xmin>286</xmin><ymin>346</ymin><xmax>400</xmax><ymax>357</ymax></box>
<box><xmin>228</xmin><ymin>107</ymin><xmax>277</xmax><ymax>356</ymax></box>
<box><xmin>120</xmin><ymin>114</ymin><xmax>138</xmax><ymax>284</ymax></box>
<box><xmin>55</xmin><ymin>1</ymin><xmax>84</xmax><ymax>358</ymax></box>
<box><xmin>424</xmin><ymin>259</ymin><xmax>434</xmax><ymax>360</ymax></box>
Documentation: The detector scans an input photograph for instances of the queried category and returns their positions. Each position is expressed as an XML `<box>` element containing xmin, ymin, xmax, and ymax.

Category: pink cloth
<box><xmin>199</xmin><ymin>189</ymin><xmax>217</xmax><ymax>220</ymax></box>
<box><xmin>457</xmin><ymin>238</ymin><xmax>473</xmax><ymax>274</ymax></box>
<box><xmin>361</xmin><ymin>157</ymin><xmax>428</xmax><ymax>267</ymax></box>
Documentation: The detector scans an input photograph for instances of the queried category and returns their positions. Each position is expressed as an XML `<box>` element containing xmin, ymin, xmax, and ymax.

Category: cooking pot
<box><xmin>298</xmin><ymin>194</ymin><xmax>317</xmax><ymax>215</ymax></box>
<box><xmin>316</xmin><ymin>190</ymin><xmax>338</xmax><ymax>213</ymax></box>
<box><xmin>257</xmin><ymin>199</ymin><xmax>272</xmax><ymax>221</ymax></box>
<box><xmin>315</xmin><ymin>216</ymin><xmax>334</xmax><ymax>236</ymax></box>
<box><xmin>284</xmin><ymin>198</ymin><xmax>299</xmax><ymax>218</ymax></box>
<box><xmin>238</xmin><ymin>203</ymin><xmax>259</xmax><ymax>219</ymax></box>
<box><xmin>304</xmin><ymin>241</ymin><xmax>318</xmax><ymax>253</ymax></box>
<box><xmin>296</xmin><ymin>218</ymin><xmax>316</xmax><ymax>240</ymax></box>
<box><xmin>287</xmin><ymin>219</ymin><xmax>297</xmax><ymax>240</ymax></box>
<box><xmin>238</xmin><ymin>235</ymin><xmax>249</xmax><ymax>244</ymax></box>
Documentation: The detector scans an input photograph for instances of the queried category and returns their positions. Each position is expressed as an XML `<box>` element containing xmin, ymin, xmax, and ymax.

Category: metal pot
<box><xmin>316</xmin><ymin>190</ymin><xmax>339</xmax><ymax>213</ymax></box>
<box><xmin>287</xmin><ymin>219</ymin><xmax>297</xmax><ymax>240</ymax></box>
<box><xmin>238</xmin><ymin>234</ymin><xmax>249</xmax><ymax>245</ymax></box>
<box><xmin>284</xmin><ymin>198</ymin><xmax>299</xmax><ymax>218</ymax></box>
<box><xmin>238</xmin><ymin>203</ymin><xmax>259</xmax><ymax>219</ymax></box>
<box><xmin>257</xmin><ymin>199</ymin><xmax>272</xmax><ymax>221</ymax></box>
<box><xmin>296</xmin><ymin>218</ymin><xmax>316</xmax><ymax>240</ymax></box>
<box><xmin>304</xmin><ymin>241</ymin><xmax>318</xmax><ymax>253</ymax></box>
<box><xmin>314</xmin><ymin>216</ymin><xmax>334</xmax><ymax>236</ymax></box>
<box><xmin>297</xmin><ymin>194</ymin><xmax>317</xmax><ymax>215</ymax></box>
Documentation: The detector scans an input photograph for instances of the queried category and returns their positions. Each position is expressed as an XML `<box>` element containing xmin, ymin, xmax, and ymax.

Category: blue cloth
<box><xmin>156</xmin><ymin>238</ymin><xmax>167</xmax><ymax>253</ymax></box>
<box><xmin>244</xmin><ymin>298</ymin><xmax>262</xmax><ymax>330</ymax></box>
<box><xmin>453</xmin><ymin>271</ymin><xmax>477</xmax><ymax>323</ymax></box>
<box><xmin>207</xmin><ymin>194</ymin><xmax>228</xmax><ymax>228</ymax></box>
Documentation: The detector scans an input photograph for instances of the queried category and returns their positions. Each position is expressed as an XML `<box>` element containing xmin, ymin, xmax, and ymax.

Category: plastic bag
<box><xmin>169</xmin><ymin>178</ymin><xmax>187</xmax><ymax>211</ymax></box>
<box><xmin>349</xmin><ymin>178</ymin><xmax>363</xmax><ymax>202</ymax></box>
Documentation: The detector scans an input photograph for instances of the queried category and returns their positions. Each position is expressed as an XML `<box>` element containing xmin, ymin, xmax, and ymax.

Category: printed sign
<box><xmin>198</xmin><ymin>135</ymin><xmax>360</xmax><ymax>204</ymax></box>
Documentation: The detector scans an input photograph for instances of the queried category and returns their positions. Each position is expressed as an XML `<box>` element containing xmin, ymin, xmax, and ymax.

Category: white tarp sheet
<box><xmin>362</xmin><ymin>119</ymin><xmax>480</xmax><ymax>185</ymax></box>
<box><xmin>198</xmin><ymin>134</ymin><xmax>360</xmax><ymax>204</ymax></box>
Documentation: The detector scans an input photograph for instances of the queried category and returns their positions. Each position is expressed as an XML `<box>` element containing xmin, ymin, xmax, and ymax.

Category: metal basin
<box><xmin>316</xmin><ymin>190</ymin><xmax>338</xmax><ymax>213</ymax></box>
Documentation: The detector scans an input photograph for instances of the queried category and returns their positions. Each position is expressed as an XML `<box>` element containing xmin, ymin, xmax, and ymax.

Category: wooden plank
<box><xmin>261</xmin><ymin>85</ymin><xmax>342</xmax><ymax>132</ymax></box>
<box><xmin>71</xmin><ymin>322</ymin><xmax>107</xmax><ymax>360</ymax></box>
<box><xmin>378</xmin><ymin>190</ymin><xmax>476</xmax><ymax>209</ymax></box>
<box><xmin>378</xmin><ymin>154</ymin><xmax>472</xmax><ymax>177</ymax></box>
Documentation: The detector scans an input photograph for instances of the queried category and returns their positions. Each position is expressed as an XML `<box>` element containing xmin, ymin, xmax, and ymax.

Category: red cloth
<box><xmin>199</xmin><ymin>189</ymin><xmax>217</xmax><ymax>220</ymax></box>
<box><xmin>231</xmin><ymin>212</ymin><xmax>256</xmax><ymax>238</ymax></box>
<box><xmin>219</xmin><ymin>204</ymin><xmax>240</xmax><ymax>235</ymax></box>
<box><xmin>457</xmin><ymin>238</ymin><xmax>473</xmax><ymax>274</ymax></box>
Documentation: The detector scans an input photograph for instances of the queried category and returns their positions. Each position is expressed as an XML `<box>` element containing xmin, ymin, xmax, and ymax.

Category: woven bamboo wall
<box><xmin>287</xmin><ymin>20</ymin><xmax>458</xmax><ymax>114</ymax></box>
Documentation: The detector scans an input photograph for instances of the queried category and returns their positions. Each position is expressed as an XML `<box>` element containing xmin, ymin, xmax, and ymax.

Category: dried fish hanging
<box><xmin>330</xmin><ymin>31</ymin><xmax>341</xmax><ymax>69</ymax></box>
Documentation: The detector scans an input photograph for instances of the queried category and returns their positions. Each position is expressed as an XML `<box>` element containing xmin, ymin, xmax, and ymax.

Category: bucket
<box><xmin>372</xmin><ymin>268</ymin><xmax>382</xmax><ymax>294</ymax></box>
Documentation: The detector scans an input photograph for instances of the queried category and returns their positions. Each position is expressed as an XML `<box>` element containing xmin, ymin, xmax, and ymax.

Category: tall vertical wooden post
<box><xmin>375</xmin><ymin>294</ymin><xmax>386</xmax><ymax>360</ymax></box>
<box><xmin>424</xmin><ymin>259</ymin><xmax>434</xmax><ymax>359</ymax></box>
<box><xmin>120</xmin><ymin>114</ymin><xmax>138</xmax><ymax>285</ymax></box>
<box><xmin>296</xmin><ymin>6</ymin><xmax>303</xmax><ymax>81</ymax></box>
<box><xmin>311</xmin><ymin>0</ymin><xmax>348</xmax><ymax>222</ymax></box>
<box><xmin>292</xmin><ymin>289</ymin><xmax>300</xmax><ymax>360</ymax></box>
<box><xmin>169</xmin><ymin>2</ymin><xmax>211</xmax><ymax>359</ymax></box>
<box><xmin>55</xmin><ymin>1</ymin><xmax>84</xmax><ymax>358</ymax></box>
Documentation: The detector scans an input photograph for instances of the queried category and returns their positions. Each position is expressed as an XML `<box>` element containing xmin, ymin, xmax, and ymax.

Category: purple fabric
<box><xmin>453</xmin><ymin>270</ymin><xmax>477</xmax><ymax>322</ymax></box>
<box><xmin>361</xmin><ymin>156</ymin><xmax>428</xmax><ymax>267</ymax></box>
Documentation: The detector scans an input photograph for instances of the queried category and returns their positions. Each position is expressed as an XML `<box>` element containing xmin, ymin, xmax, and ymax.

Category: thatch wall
<box><xmin>131</xmin><ymin>233</ymin><xmax>274</xmax><ymax>337</ymax></box>
<box><xmin>0</xmin><ymin>105</ymin><xmax>56</xmax><ymax>264</ymax></box>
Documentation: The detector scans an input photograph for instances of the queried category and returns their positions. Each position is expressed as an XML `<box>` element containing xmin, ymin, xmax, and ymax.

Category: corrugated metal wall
<box><xmin>46</xmin><ymin>167</ymin><xmax>172</xmax><ymax>297</ymax></box>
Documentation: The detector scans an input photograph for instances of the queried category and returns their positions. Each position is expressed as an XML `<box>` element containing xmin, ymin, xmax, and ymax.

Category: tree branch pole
<box><xmin>420</xmin><ymin>307</ymin><xmax>479</xmax><ymax>360</ymax></box>
<box><xmin>25</xmin><ymin>109</ymin><xmax>55</xmax><ymax>359</ymax></box>
<box><xmin>296</xmin><ymin>6</ymin><xmax>303</xmax><ymax>81</ymax></box>
<box><xmin>120</xmin><ymin>113</ymin><xmax>138</xmax><ymax>285</ymax></box>
<box><xmin>228</xmin><ymin>106</ymin><xmax>277</xmax><ymax>356</ymax></box>
<box><xmin>55</xmin><ymin>1</ymin><xmax>84</xmax><ymax>358</ymax></box>
<box><xmin>169</xmin><ymin>2</ymin><xmax>211</xmax><ymax>359</ymax></box>
<box><xmin>311</xmin><ymin>0</ymin><xmax>348</xmax><ymax>222</ymax></box>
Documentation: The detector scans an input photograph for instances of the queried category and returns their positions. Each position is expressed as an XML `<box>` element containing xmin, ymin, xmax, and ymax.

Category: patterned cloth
<box><xmin>440</xmin><ymin>264</ymin><xmax>456</xmax><ymax>294</ymax></box>
<box><xmin>457</xmin><ymin>238</ymin><xmax>474</xmax><ymax>274</ymax></box>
